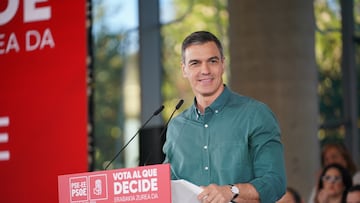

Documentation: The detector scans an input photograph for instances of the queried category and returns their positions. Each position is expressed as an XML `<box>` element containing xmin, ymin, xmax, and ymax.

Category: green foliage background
<box><xmin>315</xmin><ymin>0</ymin><xmax>360</xmax><ymax>142</ymax></box>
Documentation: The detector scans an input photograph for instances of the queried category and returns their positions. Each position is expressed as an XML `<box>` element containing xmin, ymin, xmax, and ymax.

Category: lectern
<box><xmin>58</xmin><ymin>164</ymin><xmax>171</xmax><ymax>203</ymax></box>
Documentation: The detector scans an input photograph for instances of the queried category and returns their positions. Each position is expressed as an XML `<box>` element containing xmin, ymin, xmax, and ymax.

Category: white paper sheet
<box><xmin>171</xmin><ymin>179</ymin><xmax>203</xmax><ymax>203</ymax></box>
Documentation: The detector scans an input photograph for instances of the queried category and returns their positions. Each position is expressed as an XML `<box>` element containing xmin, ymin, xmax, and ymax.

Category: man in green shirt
<box><xmin>163</xmin><ymin>31</ymin><xmax>286</xmax><ymax>202</ymax></box>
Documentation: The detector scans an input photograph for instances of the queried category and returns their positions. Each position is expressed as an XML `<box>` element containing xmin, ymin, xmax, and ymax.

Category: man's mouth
<box><xmin>198</xmin><ymin>78</ymin><xmax>213</xmax><ymax>82</ymax></box>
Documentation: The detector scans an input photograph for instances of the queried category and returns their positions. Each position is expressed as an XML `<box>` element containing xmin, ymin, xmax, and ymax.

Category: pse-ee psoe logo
<box><xmin>70</xmin><ymin>174</ymin><xmax>109</xmax><ymax>202</ymax></box>
<box><xmin>0</xmin><ymin>0</ymin><xmax>55</xmax><ymax>55</ymax></box>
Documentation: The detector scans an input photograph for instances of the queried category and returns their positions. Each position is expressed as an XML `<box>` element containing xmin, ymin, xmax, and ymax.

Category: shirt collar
<box><xmin>193</xmin><ymin>84</ymin><xmax>230</xmax><ymax>116</ymax></box>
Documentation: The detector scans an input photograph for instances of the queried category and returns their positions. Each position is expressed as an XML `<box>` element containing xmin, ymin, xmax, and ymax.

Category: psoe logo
<box><xmin>89</xmin><ymin>174</ymin><xmax>108</xmax><ymax>201</ymax></box>
<box><xmin>69</xmin><ymin>176</ymin><xmax>88</xmax><ymax>202</ymax></box>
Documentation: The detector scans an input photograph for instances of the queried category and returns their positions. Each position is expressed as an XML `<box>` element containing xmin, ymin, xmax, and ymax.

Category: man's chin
<box><xmin>196</xmin><ymin>85</ymin><xmax>223</xmax><ymax>97</ymax></box>
<box><xmin>198</xmin><ymin>89</ymin><xmax>216</xmax><ymax>97</ymax></box>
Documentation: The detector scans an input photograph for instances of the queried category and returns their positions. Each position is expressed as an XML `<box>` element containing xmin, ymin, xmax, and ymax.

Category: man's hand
<box><xmin>197</xmin><ymin>184</ymin><xmax>233</xmax><ymax>203</ymax></box>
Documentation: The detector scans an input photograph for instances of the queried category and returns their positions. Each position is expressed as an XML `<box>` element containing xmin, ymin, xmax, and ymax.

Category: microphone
<box><xmin>143</xmin><ymin>99</ymin><xmax>184</xmax><ymax>165</ymax></box>
<box><xmin>160</xmin><ymin>99</ymin><xmax>183</xmax><ymax>139</ymax></box>
<box><xmin>104</xmin><ymin>105</ymin><xmax>164</xmax><ymax>170</ymax></box>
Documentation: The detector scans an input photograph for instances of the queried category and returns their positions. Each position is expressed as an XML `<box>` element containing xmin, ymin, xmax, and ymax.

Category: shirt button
<box><xmin>204</xmin><ymin>124</ymin><xmax>208</xmax><ymax>128</ymax></box>
<box><xmin>203</xmin><ymin>145</ymin><xmax>208</xmax><ymax>150</ymax></box>
<box><xmin>215</xmin><ymin>110</ymin><xmax>219</xmax><ymax>113</ymax></box>
<box><xmin>204</xmin><ymin>166</ymin><xmax>209</xmax><ymax>170</ymax></box>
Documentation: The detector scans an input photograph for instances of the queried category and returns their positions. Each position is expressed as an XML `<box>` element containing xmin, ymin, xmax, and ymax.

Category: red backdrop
<box><xmin>0</xmin><ymin>1</ymin><xmax>88</xmax><ymax>202</ymax></box>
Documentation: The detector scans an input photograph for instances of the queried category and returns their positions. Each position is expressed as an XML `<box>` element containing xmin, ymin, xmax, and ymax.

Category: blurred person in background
<box><xmin>346</xmin><ymin>184</ymin><xmax>360</xmax><ymax>203</ymax></box>
<box><xmin>309</xmin><ymin>142</ymin><xmax>359</xmax><ymax>203</ymax></box>
<box><xmin>314</xmin><ymin>163</ymin><xmax>353</xmax><ymax>203</ymax></box>
<box><xmin>321</xmin><ymin>143</ymin><xmax>357</xmax><ymax>177</ymax></box>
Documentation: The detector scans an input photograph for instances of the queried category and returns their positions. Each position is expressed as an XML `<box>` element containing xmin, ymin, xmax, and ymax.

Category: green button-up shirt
<box><xmin>163</xmin><ymin>86</ymin><xmax>286</xmax><ymax>202</ymax></box>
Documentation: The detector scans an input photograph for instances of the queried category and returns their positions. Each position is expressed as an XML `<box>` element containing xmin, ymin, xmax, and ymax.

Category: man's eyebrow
<box><xmin>187</xmin><ymin>59</ymin><xmax>200</xmax><ymax>64</ymax></box>
<box><xmin>208</xmin><ymin>56</ymin><xmax>220</xmax><ymax>61</ymax></box>
<box><xmin>187</xmin><ymin>56</ymin><xmax>220</xmax><ymax>64</ymax></box>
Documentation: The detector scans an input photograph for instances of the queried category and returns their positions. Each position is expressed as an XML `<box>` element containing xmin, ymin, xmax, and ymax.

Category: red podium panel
<box><xmin>58</xmin><ymin>164</ymin><xmax>171</xmax><ymax>203</ymax></box>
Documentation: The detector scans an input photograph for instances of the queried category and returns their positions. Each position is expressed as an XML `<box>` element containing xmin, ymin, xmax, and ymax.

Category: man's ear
<box><xmin>181</xmin><ymin>62</ymin><xmax>187</xmax><ymax>78</ymax></box>
<box><xmin>221</xmin><ymin>57</ymin><xmax>225</xmax><ymax>74</ymax></box>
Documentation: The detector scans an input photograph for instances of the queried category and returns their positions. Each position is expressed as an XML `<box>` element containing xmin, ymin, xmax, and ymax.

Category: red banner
<box><xmin>58</xmin><ymin>164</ymin><xmax>172</xmax><ymax>203</ymax></box>
<box><xmin>0</xmin><ymin>0</ymin><xmax>88</xmax><ymax>202</ymax></box>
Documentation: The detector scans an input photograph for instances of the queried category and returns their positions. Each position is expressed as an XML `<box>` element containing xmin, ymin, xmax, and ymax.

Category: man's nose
<box><xmin>200</xmin><ymin>64</ymin><xmax>210</xmax><ymax>74</ymax></box>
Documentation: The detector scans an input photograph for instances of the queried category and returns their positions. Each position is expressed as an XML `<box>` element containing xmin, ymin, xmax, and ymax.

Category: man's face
<box><xmin>181</xmin><ymin>41</ymin><xmax>225</xmax><ymax>99</ymax></box>
<box><xmin>347</xmin><ymin>191</ymin><xmax>360</xmax><ymax>203</ymax></box>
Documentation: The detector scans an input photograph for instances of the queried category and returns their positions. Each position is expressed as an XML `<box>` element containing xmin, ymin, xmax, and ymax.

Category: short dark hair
<box><xmin>181</xmin><ymin>31</ymin><xmax>224</xmax><ymax>62</ymax></box>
